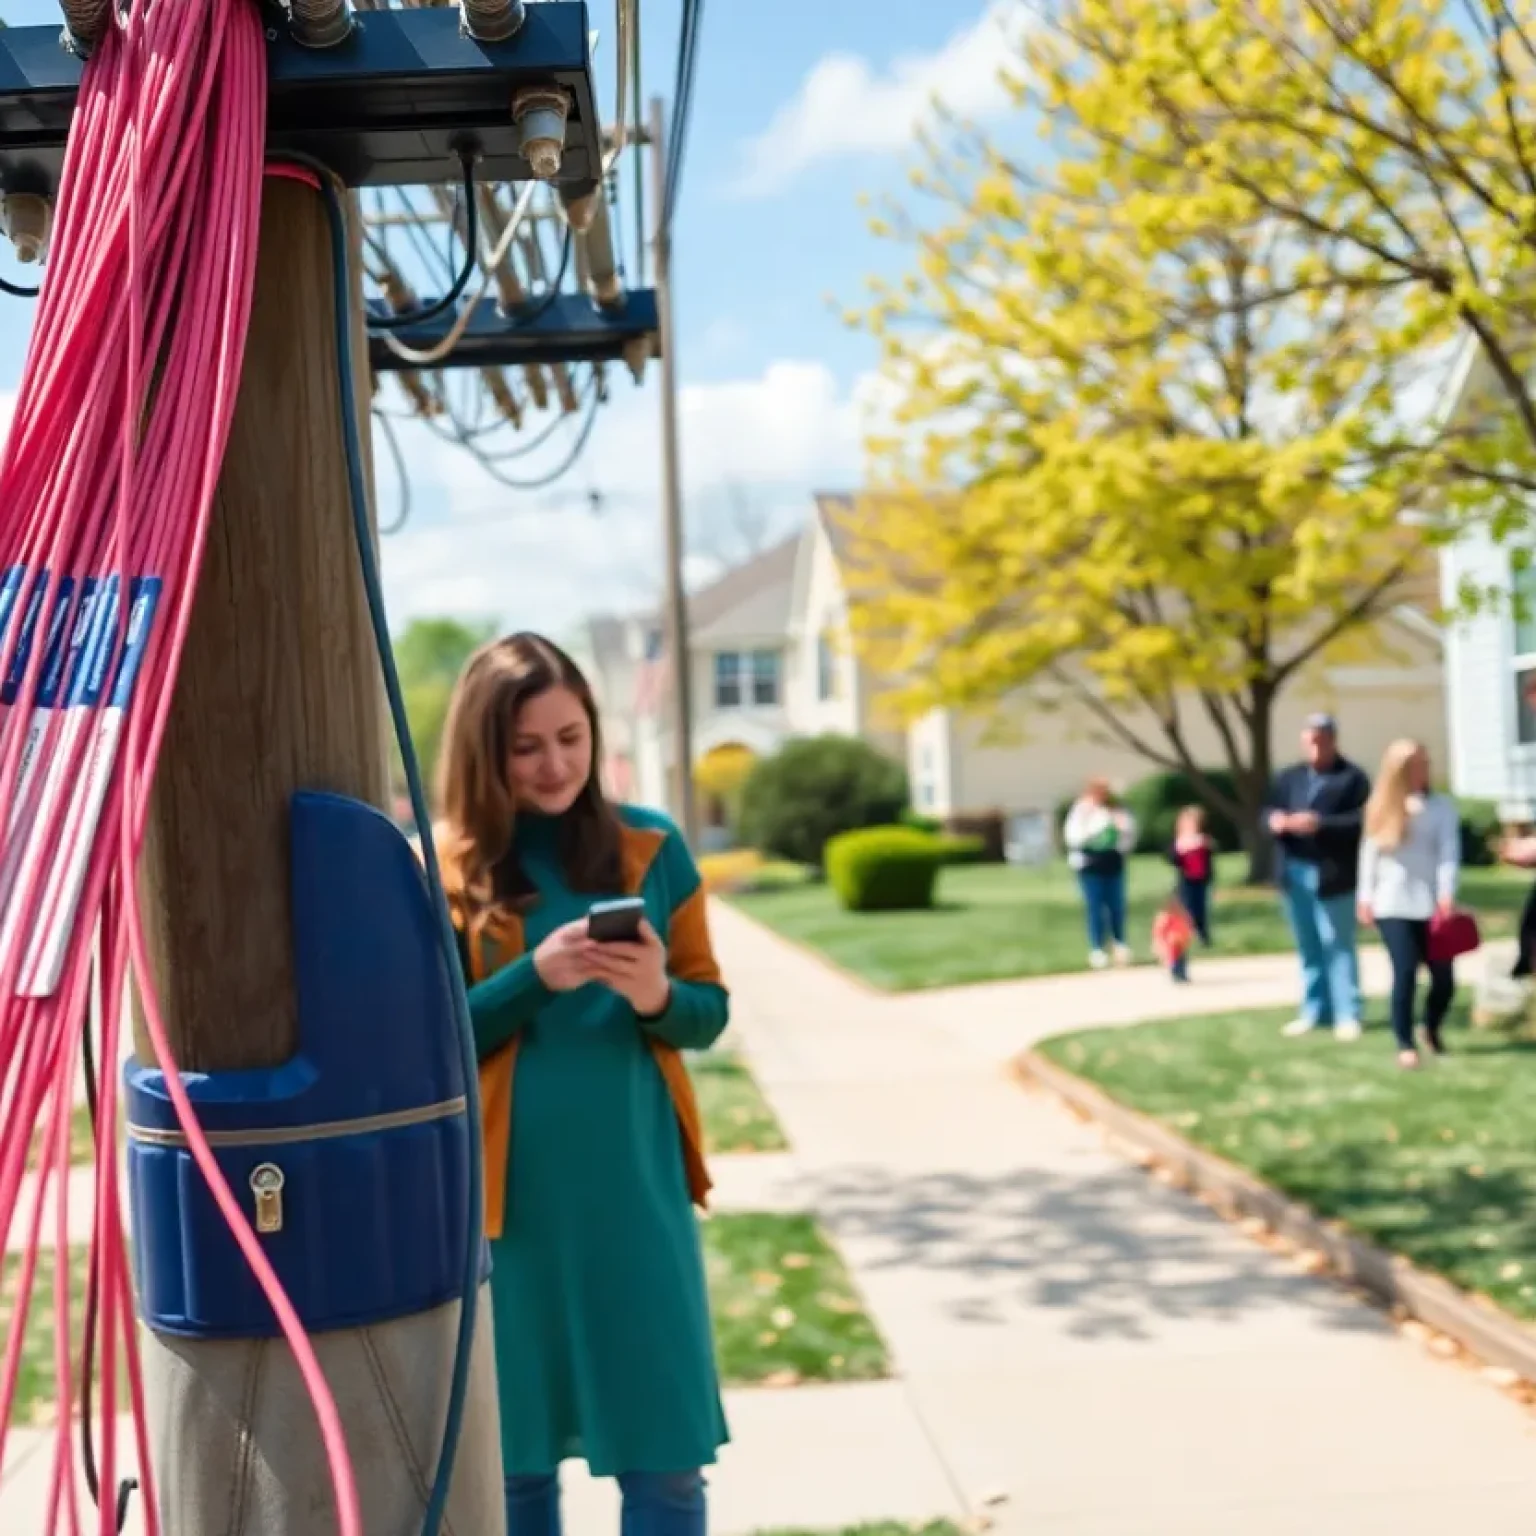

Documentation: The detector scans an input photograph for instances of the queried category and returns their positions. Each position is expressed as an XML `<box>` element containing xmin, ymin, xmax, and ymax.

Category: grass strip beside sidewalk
<box><xmin>1037</xmin><ymin>1004</ymin><xmax>1536</xmax><ymax>1321</ymax></box>
<box><xmin>705</xmin><ymin>1213</ymin><xmax>889</xmax><ymax>1387</ymax></box>
<box><xmin>690</xmin><ymin>1050</ymin><xmax>789</xmax><ymax>1155</ymax></box>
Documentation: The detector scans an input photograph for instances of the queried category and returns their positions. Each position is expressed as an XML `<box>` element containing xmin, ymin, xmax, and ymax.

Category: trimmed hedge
<box><xmin>1457</xmin><ymin>797</ymin><xmax>1500</xmax><ymax>868</ymax></box>
<box><xmin>936</xmin><ymin>833</ymin><xmax>987</xmax><ymax>865</ymax></box>
<box><xmin>739</xmin><ymin>736</ymin><xmax>908</xmax><ymax>869</ymax></box>
<box><xmin>826</xmin><ymin>827</ymin><xmax>944</xmax><ymax>913</ymax></box>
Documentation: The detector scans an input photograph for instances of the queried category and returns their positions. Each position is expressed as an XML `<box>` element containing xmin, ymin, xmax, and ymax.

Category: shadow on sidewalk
<box><xmin>801</xmin><ymin>1160</ymin><xmax>1389</xmax><ymax>1345</ymax></box>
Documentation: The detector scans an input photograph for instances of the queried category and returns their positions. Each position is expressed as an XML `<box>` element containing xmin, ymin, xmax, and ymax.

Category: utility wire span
<box><xmin>663</xmin><ymin>0</ymin><xmax>705</xmax><ymax>231</ymax></box>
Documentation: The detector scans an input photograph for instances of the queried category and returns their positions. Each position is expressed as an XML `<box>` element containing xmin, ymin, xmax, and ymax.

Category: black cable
<box><xmin>663</xmin><ymin>0</ymin><xmax>706</xmax><ymax>229</ymax></box>
<box><xmin>368</xmin><ymin>153</ymin><xmax>478</xmax><ymax>332</ymax></box>
<box><xmin>77</xmin><ymin>946</ymin><xmax>139</xmax><ymax>1534</ymax></box>
<box><xmin>456</xmin><ymin>373</ymin><xmax>604</xmax><ymax>490</ymax></box>
<box><xmin>631</xmin><ymin>0</ymin><xmax>645</xmax><ymax>286</ymax></box>
<box><xmin>504</xmin><ymin>224</ymin><xmax>572</xmax><ymax>327</ymax></box>
<box><xmin>432</xmin><ymin>395</ymin><xmax>575</xmax><ymax>462</ymax></box>
<box><xmin>0</xmin><ymin>274</ymin><xmax>40</xmax><ymax>299</ymax></box>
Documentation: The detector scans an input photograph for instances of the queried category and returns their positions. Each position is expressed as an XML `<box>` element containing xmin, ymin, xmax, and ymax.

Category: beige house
<box><xmin>574</xmin><ymin>492</ymin><xmax>1448</xmax><ymax>834</ymax></box>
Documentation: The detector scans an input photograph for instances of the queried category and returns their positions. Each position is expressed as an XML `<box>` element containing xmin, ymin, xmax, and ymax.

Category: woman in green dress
<box><xmin>434</xmin><ymin>632</ymin><xmax>730</xmax><ymax>1536</ymax></box>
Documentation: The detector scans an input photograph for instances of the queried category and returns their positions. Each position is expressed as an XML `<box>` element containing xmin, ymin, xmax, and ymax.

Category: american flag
<box><xmin>633</xmin><ymin>624</ymin><xmax>668</xmax><ymax>718</ymax></box>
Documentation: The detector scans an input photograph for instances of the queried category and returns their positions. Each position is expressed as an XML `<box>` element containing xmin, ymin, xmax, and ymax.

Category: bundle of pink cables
<box><xmin>0</xmin><ymin>5</ymin><xmax>361</xmax><ymax>1532</ymax></box>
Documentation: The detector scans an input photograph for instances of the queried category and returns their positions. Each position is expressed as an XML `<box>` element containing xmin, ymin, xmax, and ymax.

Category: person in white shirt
<box><xmin>1063</xmin><ymin>776</ymin><xmax>1137</xmax><ymax>969</ymax></box>
<box><xmin>1356</xmin><ymin>738</ymin><xmax>1460</xmax><ymax>1069</ymax></box>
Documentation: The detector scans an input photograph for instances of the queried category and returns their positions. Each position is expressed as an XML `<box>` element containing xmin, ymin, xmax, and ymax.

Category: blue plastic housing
<box><xmin>125</xmin><ymin>791</ymin><xmax>486</xmax><ymax>1340</ymax></box>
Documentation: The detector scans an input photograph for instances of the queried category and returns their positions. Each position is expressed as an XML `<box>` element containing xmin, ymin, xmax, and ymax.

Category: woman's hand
<box><xmin>1356</xmin><ymin>900</ymin><xmax>1374</xmax><ymax>928</ymax></box>
<box><xmin>1435</xmin><ymin>895</ymin><xmax>1456</xmax><ymax>921</ymax></box>
<box><xmin>582</xmin><ymin>919</ymin><xmax>671</xmax><ymax>1017</ymax></box>
<box><xmin>532</xmin><ymin>919</ymin><xmax>600</xmax><ymax>993</ymax></box>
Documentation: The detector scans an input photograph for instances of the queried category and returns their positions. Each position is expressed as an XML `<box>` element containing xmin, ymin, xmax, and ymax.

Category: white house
<box><xmin>577</xmin><ymin>491</ymin><xmax>1449</xmax><ymax>835</ymax></box>
<box><xmin>1438</xmin><ymin>341</ymin><xmax>1536</xmax><ymax>815</ymax></box>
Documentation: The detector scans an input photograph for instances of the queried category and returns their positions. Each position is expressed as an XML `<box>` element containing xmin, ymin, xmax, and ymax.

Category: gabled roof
<box><xmin>686</xmin><ymin>533</ymin><xmax>801</xmax><ymax>647</ymax></box>
<box><xmin>812</xmin><ymin>491</ymin><xmax>857</xmax><ymax>568</ymax></box>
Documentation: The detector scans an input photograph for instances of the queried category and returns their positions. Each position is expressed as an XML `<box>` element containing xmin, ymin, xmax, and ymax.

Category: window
<box><xmin>1515</xmin><ymin>564</ymin><xmax>1536</xmax><ymax>746</ymax></box>
<box><xmin>751</xmin><ymin>650</ymin><xmax>780</xmax><ymax>706</ymax></box>
<box><xmin>816</xmin><ymin>631</ymin><xmax>838</xmax><ymax>702</ymax></box>
<box><xmin>713</xmin><ymin>651</ymin><xmax>742</xmax><ymax>708</ymax></box>
<box><xmin>713</xmin><ymin>649</ymin><xmax>780</xmax><ymax>709</ymax></box>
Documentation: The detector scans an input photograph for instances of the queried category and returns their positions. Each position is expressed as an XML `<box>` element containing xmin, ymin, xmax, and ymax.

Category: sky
<box><xmin>0</xmin><ymin>0</ymin><xmax>1020</xmax><ymax>641</ymax></box>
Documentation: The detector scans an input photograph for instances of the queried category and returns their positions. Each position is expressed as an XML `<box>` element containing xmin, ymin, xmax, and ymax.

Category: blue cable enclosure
<box><xmin>122</xmin><ymin>160</ymin><xmax>487</xmax><ymax>1536</ymax></box>
<box><xmin>125</xmin><ymin>793</ymin><xmax>480</xmax><ymax>1337</ymax></box>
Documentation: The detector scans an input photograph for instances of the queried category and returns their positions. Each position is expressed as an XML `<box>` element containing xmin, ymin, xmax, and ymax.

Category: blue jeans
<box><xmin>506</xmin><ymin>1470</ymin><xmax>706</xmax><ymax>1536</ymax></box>
<box><xmin>1177</xmin><ymin>876</ymin><xmax>1211</xmax><ymax>944</ymax></box>
<box><xmin>1281</xmin><ymin>860</ymin><xmax>1360</xmax><ymax>1025</ymax></box>
<box><xmin>1076</xmin><ymin>869</ymin><xmax>1127</xmax><ymax>951</ymax></box>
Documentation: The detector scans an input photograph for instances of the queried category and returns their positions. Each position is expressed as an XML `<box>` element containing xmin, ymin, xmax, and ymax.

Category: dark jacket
<box><xmin>1263</xmin><ymin>756</ymin><xmax>1370</xmax><ymax>899</ymax></box>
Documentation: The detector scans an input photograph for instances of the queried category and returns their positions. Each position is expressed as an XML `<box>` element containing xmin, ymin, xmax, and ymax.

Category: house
<box><xmin>578</xmin><ymin>493</ymin><xmax>1448</xmax><ymax>837</ymax></box>
<box><xmin>1438</xmin><ymin>340</ymin><xmax>1536</xmax><ymax>815</ymax></box>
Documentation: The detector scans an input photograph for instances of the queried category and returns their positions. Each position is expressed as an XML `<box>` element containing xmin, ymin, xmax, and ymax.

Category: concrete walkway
<box><xmin>710</xmin><ymin>908</ymin><xmax>1536</xmax><ymax>1534</ymax></box>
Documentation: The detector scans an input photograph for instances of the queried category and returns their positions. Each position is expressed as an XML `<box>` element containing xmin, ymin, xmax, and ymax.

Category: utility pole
<box><xmin>649</xmin><ymin>95</ymin><xmax>698</xmax><ymax>846</ymax></box>
<box><xmin>132</xmin><ymin>177</ymin><xmax>504</xmax><ymax>1536</ymax></box>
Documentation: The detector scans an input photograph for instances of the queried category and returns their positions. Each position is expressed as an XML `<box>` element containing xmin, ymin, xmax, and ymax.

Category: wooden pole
<box><xmin>131</xmin><ymin>178</ymin><xmax>505</xmax><ymax>1536</ymax></box>
<box><xmin>649</xmin><ymin>96</ymin><xmax>698</xmax><ymax>845</ymax></box>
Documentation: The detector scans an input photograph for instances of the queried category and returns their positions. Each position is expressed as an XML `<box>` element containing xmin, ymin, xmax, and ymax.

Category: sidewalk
<box><xmin>713</xmin><ymin>905</ymin><xmax>1536</xmax><ymax>1534</ymax></box>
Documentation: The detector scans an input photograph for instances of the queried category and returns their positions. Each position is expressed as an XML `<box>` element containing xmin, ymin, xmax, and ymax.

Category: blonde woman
<box><xmin>1357</xmin><ymin>739</ymin><xmax>1460</xmax><ymax>1068</ymax></box>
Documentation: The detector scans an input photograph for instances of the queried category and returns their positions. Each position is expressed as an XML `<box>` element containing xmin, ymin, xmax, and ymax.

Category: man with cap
<box><xmin>1264</xmin><ymin>713</ymin><xmax>1372</xmax><ymax>1039</ymax></box>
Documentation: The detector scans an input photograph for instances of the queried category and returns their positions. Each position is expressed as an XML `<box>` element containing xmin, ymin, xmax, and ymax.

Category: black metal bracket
<box><xmin>0</xmin><ymin>3</ymin><xmax>599</xmax><ymax>191</ymax></box>
<box><xmin>368</xmin><ymin>290</ymin><xmax>659</xmax><ymax>373</ymax></box>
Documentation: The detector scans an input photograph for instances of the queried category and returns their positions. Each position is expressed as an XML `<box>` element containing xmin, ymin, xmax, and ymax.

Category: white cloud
<box><xmin>735</xmin><ymin>2</ymin><xmax>1025</xmax><ymax>197</ymax></box>
<box><xmin>375</xmin><ymin>359</ymin><xmax>882</xmax><ymax>638</ymax></box>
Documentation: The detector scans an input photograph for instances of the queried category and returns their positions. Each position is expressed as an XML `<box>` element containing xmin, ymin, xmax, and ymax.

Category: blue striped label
<box><xmin>70</xmin><ymin>576</ymin><xmax>120</xmax><ymax>710</ymax></box>
<box><xmin>55</xmin><ymin>579</ymin><xmax>101</xmax><ymax>708</ymax></box>
<box><xmin>0</xmin><ymin>566</ymin><xmax>23</xmax><ymax>648</ymax></box>
<box><xmin>33</xmin><ymin>577</ymin><xmax>79</xmax><ymax>710</ymax></box>
<box><xmin>1</xmin><ymin>572</ymin><xmax>50</xmax><ymax>707</ymax></box>
<box><xmin>109</xmin><ymin>578</ymin><xmax>161</xmax><ymax>710</ymax></box>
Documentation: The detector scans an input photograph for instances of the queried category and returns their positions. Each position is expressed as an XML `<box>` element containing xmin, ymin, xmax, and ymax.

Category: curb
<box><xmin>1012</xmin><ymin>1048</ymin><xmax>1536</xmax><ymax>1390</ymax></box>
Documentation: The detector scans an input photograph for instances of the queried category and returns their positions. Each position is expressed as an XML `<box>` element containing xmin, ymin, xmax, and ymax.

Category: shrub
<box><xmin>825</xmin><ymin>827</ymin><xmax>944</xmax><ymax>913</ymax></box>
<box><xmin>1120</xmin><ymin>769</ymin><xmax>1243</xmax><ymax>855</ymax></box>
<box><xmin>899</xmin><ymin>809</ymin><xmax>943</xmax><ymax>836</ymax></box>
<box><xmin>942</xmin><ymin>810</ymin><xmax>1007</xmax><ymax>862</ymax></box>
<box><xmin>738</xmin><ymin>736</ymin><xmax>909</xmax><ymax>868</ymax></box>
<box><xmin>935</xmin><ymin>833</ymin><xmax>987</xmax><ymax>865</ymax></box>
<box><xmin>1457</xmin><ymin>797</ymin><xmax>1501</xmax><ymax>868</ymax></box>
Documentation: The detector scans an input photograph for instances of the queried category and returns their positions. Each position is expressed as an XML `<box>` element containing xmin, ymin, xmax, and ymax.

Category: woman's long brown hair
<box><xmin>435</xmin><ymin>632</ymin><xmax>623</xmax><ymax>909</ymax></box>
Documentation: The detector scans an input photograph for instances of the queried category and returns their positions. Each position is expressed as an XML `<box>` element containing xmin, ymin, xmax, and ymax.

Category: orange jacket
<box><xmin>438</xmin><ymin>815</ymin><xmax>722</xmax><ymax>1241</ymax></box>
<box><xmin>1152</xmin><ymin>907</ymin><xmax>1195</xmax><ymax>964</ymax></box>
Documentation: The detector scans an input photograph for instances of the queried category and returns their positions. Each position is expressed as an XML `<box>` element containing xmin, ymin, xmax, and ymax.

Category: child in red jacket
<box><xmin>1153</xmin><ymin>893</ymin><xmax>1197</xmax><ymax>983</ymax></box>
<box><xmin>1168</xmin><ymin>805</ymin><xmax>1214</xmax><ymax>945</ymax></box>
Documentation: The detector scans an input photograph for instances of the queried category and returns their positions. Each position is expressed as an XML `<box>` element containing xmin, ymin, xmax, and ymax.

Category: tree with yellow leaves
<box><xmin>1030</xmin><ymin>0</ymin><xmax>1536</xmax><ymax>490</ymax></box>
<box><xmin>844</xmin><ymin>13</ymin><xmax>1521</xmax><ymax>876</ymax></box>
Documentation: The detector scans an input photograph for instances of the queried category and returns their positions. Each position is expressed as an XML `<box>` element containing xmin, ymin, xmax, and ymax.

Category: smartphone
<box><xmin>587</xmin><ymin>897</ymin><xmax>645</xmax><ymax>944</ymax></box>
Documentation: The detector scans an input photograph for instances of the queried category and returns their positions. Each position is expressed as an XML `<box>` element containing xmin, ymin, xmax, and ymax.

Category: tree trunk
<box><xmin>1241</xmin><ymin>684</ymin><xmax>1277</xmax><ymax>886</ymax></box>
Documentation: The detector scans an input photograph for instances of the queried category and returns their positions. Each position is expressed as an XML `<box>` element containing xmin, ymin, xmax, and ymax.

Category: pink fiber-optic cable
<box><xmin>0</xmin><ymin>6</ymin><xmax>362</xmax><ymax>1533</ymax></box>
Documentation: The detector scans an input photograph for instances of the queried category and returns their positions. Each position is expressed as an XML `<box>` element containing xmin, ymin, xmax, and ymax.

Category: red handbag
<box><xmin>1427</xmin><ymin>908</ymin><xmax>1481</xmax><ymax>963</ymax></box>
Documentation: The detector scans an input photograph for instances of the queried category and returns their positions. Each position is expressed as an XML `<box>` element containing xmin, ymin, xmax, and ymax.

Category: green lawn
<box><xmin>1038</xmin><ymin>1004</ymin><xmax>1536</xmax><ymax>1319</ymax></box>
<box><xmin>689</xmin><ymin>1050</ymin><xmax>789</xmax><ymax>1154</ymax></box>
<box><xmin>705</xmin><ymin>1213</ymin><xmax>889</xmax><ymax>1387</ymax></box>
<box><xmin>28</xmin><ymin>1103</ymin><xmax>103</xmax><ymax>1171</ymax></box>
<box><xmin>733</xmin><ymin>855</ymin><xmax>1531</xmax><ymax>992</ymax></box>
<box><xmin>0</xmin><ymin>1244</ymin><xmax>132</xmax><ymax>1426</ymax></box>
